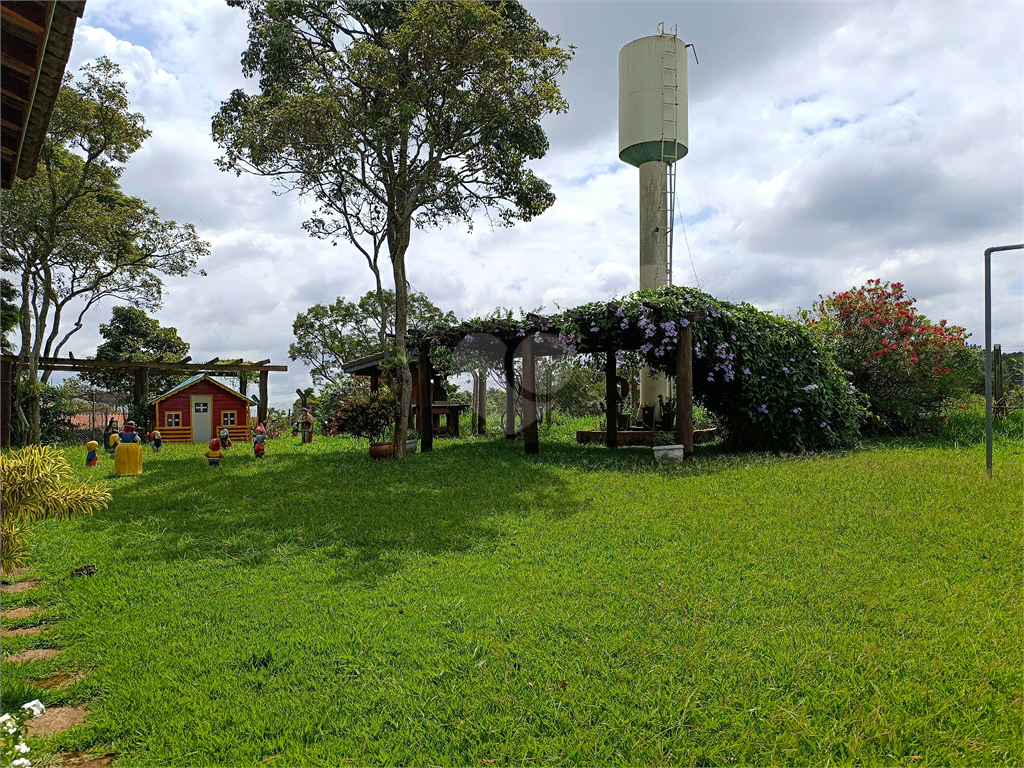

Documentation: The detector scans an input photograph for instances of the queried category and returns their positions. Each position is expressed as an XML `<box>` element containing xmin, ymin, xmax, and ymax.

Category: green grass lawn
<box><xmin>1</xmin><ymin>409</ymin><xmax>1021</xmax><ymax>766</ymax></box>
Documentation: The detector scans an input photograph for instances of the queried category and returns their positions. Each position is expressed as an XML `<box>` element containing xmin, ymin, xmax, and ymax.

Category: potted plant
<box><xmin>659</xmin><ymin>396</ymin><xmax>675</xmax><ymax>433</ymax></box>
<box><xmin>406</xmin><ymin>429</ymin><xmax>419</xmax><ymax>454</ymax></box>
<box><xmin>332</xmin><ymin>382</ymin><xmax>397</xmax><ymax>459</ymax></box>
<box><xmin>652</xmin><ymin>430</ymin><xmax>687</xmax><ymax>465</ymax></box>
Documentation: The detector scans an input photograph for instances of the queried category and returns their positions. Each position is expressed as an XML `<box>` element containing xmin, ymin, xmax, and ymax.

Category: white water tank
<box><xmin>619</xmin><ymin>33</ymin><xmax>688</xmax><ymax>167</ymax></box>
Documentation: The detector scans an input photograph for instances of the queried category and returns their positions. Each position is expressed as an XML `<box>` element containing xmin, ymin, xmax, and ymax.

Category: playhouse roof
<box><xmin>149</xmin><ymin>374</ymin><xmax>257</xmax><ymax>407</ymax></box>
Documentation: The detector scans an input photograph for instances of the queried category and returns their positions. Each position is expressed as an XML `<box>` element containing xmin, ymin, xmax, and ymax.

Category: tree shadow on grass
<box><xmin>81</xmin><ymin>438</ymin><xmax>590</xmax><ymax>584</ymax></box>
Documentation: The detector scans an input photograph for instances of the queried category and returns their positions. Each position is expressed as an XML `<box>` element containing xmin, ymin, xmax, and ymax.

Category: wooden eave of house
<box><xmin>1</xmin><ymin>1</ymin><xmax>87</xmax><ymax>189</ymax></box>
<box><xmin>149</xmin><ymin>374</ymin><xmax>257</xmax><ymax>407</ymax></box>
<box><xmin>341</xmin><ymin>351</ymin><xmax>425</xmax><ymax>377</ymax></box>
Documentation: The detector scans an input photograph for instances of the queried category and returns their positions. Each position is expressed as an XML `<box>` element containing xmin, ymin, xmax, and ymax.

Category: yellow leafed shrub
<box><xmin>0</xmin><ymin>445</ymin><xmax>111</xmax><ymax>576</ymax></box>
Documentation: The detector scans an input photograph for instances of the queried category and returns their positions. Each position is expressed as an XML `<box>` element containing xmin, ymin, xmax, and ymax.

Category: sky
<box><xmin>47</xmin><ymin>0</ymin><xmax>1024</xmax><ymax>408</ymax></box>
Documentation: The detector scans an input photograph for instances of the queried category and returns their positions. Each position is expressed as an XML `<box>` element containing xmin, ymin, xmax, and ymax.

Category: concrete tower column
<box><xmin>639</xmin><ymin>159</ymin><xmax>669</xmax><ymax>415</ymax></box>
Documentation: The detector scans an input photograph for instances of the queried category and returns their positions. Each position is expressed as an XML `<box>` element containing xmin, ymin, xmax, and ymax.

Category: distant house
<box><xmin>149</xmin><ymin>375</ymin><xmax>254</xmax><ymax>444</ymax></box>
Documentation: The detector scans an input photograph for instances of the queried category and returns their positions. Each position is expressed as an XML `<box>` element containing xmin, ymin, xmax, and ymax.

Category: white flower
<box><xmin>21</xmin><ymin>700</ymin><xmax>45</xmax><ymax>718</ymax></box>
<box><xmin>12</xmin><ymin>758</ymin><xmax>32</xmax><ymax>768</ymax></box>
<box><xmin>16</xmin><ymin>741</ymin><xmax>31</xmax><ymax>753</ymax></box>
<box><xmin>3</xmin><ymin>719</ymin><xmax>18</xmax><ymax>734</ymax></box>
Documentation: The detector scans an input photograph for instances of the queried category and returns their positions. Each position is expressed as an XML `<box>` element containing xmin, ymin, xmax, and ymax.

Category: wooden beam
<box><xmin>1</xmin><ymin>85</ymin><xmax>31</xmax><ymax>104</ymax></box>
<box><xmin>522</xmin><ymin>335</ymin><xmax>539</xmax><ymax>455</ymax></box>
<box><xmin>253</xmin><ymin>358</ymin><xmax>270</xmax><ymax>366</ymax></box>
<box><xmin>418</xmin><ymin>339</ymin><xmax>433</xmax><ymax>452</ymax></box>
<box><xmin>605</xmin><ymin>349</ymin><xmax>617</xmax><ymax>449</ymax></box>
<box><xmin>1</xmin><ymin>4</ymin><xmax>48</xmax><ymax>34</ymax></box>
<box><xmin>203</xmin><ymin>357</ymin><xmax>220</xmax><ymax>365</ymax></box>
<box><xmin>0</xmin><ymin>355</ymin><xmax>286</xmax><ymax>373</ymax></box>
<box><xmin>675</xmin><ymin>323</ymin><xmax>694</xmax><ymax>454</ymax></box>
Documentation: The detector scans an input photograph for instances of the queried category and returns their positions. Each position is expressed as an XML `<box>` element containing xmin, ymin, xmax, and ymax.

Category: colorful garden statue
<box><xmin>219</xmin><ymin>428</ymin><xmax>233</xmax><ymax>449</ymax></box>
<box><xmin>206</xmin><ymin>437</ymin><xmax>224</xmax><ymax>466</ymax></box>
<box><xmin>103</xmin><ymin>418</ymin><xmax>119</xmax><ymax>458</ymax></box>
<box><xmin>253</xmin><ymin>423</ymin><xmax>266</xmax><ymax>459</ymax></box>
<box><xmin>299</xmin><ymin>407</ymin><xmax>314</xmax><ymax>444</ymax></box>
<box><xmin>113</xmin><ymin>421</ymin><xmax>143</xmax><ymax>477</ymax></box>
<box><xmin>85</xmin><ymin>440</ymin><xmax>99</xmax><ymax>467</ymax></box>
<box><xmin>151</xmin><ymin>430</ymin><xmax>162</xmax><ymax>452</ymax></box>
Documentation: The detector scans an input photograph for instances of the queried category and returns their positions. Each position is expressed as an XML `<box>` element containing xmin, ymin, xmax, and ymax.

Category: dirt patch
<box><xmin>0</xmin><ymin>567</ymin><xmax>31</xmax><ymax>582</ymax></box>
<box><xmin>26</xmin><ymin>706</ymin><xmax>88</xmax><ymax>737</ymax></box>
<box><xmin>1</xmin><ymin>578</ymin><xmax>42</xmax><ymax>593</ymax></box>
<box><xmin>32</xmin><ymin>671</ymin><xmax>86</xmax><ymax>688</ymax></box>
<box><xmin>3</xmin><ymin>647</ymin><xmax>61</xmax><ymax>663</ymax></box>
<box><xmin>49</xmin><ymin>751</ymin><xmax>115</xmax><ymax>768</ymax></box>
<box><xmin>1</xmin><ymin>606</ymin><xmax>41</xmax><ymax>620</ymax></box>
<box><xmin>0</xmin><ymin>625</ymin><xmax>43</xmax><ymax>637</ymax></box>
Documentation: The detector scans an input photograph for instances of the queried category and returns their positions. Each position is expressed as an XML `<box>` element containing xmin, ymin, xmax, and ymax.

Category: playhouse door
<box><xmin>192</xmin><ymin>396</ymin><xmax>212</xmax><ymax>443</ymax></box>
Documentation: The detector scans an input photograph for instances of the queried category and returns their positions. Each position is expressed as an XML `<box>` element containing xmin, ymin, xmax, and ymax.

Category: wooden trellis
<box><xmin>0</xmin><ymin>354</ymin><xmax>287</xmax><ymax>448</ymax></box>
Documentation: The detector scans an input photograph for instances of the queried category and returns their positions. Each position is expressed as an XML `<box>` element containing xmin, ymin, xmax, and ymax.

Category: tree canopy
<box><xmin>213</xmin><ymin>0</ymin><xmax>572</xmax><ymax>456</ymax></box>
<box><xmin>78</xmin><ymin>306</ymin><xmax>191</xmax><ymax>405</ymax></box>
<box><xmin>1</xmin><ymin>57</ymin><xmax>209</xmax><ymax>443</ymax></box>
<box><xmin>290</xmin><ymin>289</ymin><xmax>457</xmax><ymax>386</ymax></box>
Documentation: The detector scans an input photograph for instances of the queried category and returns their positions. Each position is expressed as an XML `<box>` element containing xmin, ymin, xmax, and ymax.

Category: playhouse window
<box><xmin>166</xmin><ymin>412</ymin><xmax>181</xmax><ymax>427</ymax></box>
<box><xmin>194</xmin><ymin>402</ymin><xmax>208</xmax><ymax>413</ymax></box>
<box><xmin>222</xmin><ymin>411</ymin><xmax>237</xmax><ymax>426</ymax></box>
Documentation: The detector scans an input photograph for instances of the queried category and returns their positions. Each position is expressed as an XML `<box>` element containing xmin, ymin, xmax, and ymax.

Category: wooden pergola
<box><xmin>0</xmin><ymin>354</ymin><xmax>286</xmax><ymax>447</ymax></box>
<box><xmin>412</xmin><ymin>308</ymin><xmax>705</xmax><ymax>457</ymax></box>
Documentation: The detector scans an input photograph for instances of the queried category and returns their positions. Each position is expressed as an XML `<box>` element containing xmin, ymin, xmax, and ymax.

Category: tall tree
<box><xmin>213</xmin><ymin>0</ymin><xmax>572</xmax><ymax>456</ymax></box>
<box><xmin>290</xmin><ymin>289</ymin><xmax>457</xmax><ymax>386</ymax></box>
<box><xmin>78</xmin><ymin>306</ymin><xmax>191</xmax><ymax>409</ymax></box>
<box><xmin>0</xmin><ymin>57</ymin><xmax>209</xmax><ymax>444</ymax></box>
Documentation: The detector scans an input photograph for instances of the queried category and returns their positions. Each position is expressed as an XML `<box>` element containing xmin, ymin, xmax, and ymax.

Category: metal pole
<box><xmin>984</xmin><ymin>243</ymin><xmax>1023</xmax><ymax>478</ymax></box>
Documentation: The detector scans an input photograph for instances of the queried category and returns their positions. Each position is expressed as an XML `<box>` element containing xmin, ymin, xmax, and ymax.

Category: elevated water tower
<box><xmin>619</xmin><ymin>23</ymin><xmax>690</xmax><ymax>415</ymax></box>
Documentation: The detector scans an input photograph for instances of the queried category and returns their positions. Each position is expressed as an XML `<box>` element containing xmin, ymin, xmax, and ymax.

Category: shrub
<box><xmin>570</xmin><ymin>286</ymin><xmax>867</xmax><ymax>452</ymax></box>
<box><xmin>800</xmin><ymin>279</ymin><xmax>974</xmax><ymax>433</ymax></box>
<box><xmin>331</xmin><ymin>380</ymin><xmax>396</xmax><ymax>443</ymax></box>
<box><xmin>0</xmin><ymin>445</ymin><xmax>111</xmax><ymax>576</ymax></box>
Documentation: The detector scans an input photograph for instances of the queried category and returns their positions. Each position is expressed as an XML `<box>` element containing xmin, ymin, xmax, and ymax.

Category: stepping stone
<box><xmin>26</xmin><ymin>706</ymin><xmax>88</xmax><ymax>737</ymax></box>
<box><xmin>1</xmin><ymin>606</ymin><xmax>41</xmax><ymax>620</ymax></box>
<box><xmin>32</xmin><ymin>670</ymin><xmax>85</xmax><ymax>689</ymax></box>
<box><xmin>51</xmin><ymin>751</ymin><xmax>116</xmax><ymax>767</ymax></box>
<box><xmin>3</xmin><ymin>647</ymin><xmax>61</xmax><ymax>663</ymax></box>
<box><xmin>0</xmin><ymin>626</ymin><xmax>43</xmax><ymax>637</ymax></box>
<box><xmin>1</xmin><ymin>578</ymin><xmax>41</xmax><ymax>593</ymax></box>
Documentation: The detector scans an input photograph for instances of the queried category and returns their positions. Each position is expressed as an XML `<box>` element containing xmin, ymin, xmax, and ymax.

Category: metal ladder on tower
<box><xmin>659</xmin><ymin>24</ymin><xmax>678</xmax><ymax>286</ymax></box>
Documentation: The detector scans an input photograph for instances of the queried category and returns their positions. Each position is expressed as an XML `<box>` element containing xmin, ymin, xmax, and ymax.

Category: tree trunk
<box><xmin>390</xmin><ymin>216</ymin><xmax>413</xmax><ymax>458</ymax></box>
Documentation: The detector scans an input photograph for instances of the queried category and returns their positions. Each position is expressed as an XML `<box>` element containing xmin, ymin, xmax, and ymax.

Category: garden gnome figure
<box><xmin>86</xmin><ymin>440</ymin><xmax>99</xmax><ymax>467</ymax></box>
<box><xmin>206</xmin><ymin>437</ymin><xmax>224</xmax><ymax>466</ymax></box>
<box><xmin>151</xmin><ymin>430</ymin><xmax>162</xmax><ymax>452</ymax></box>
<box><xmin>219</xmin><ymin>427</ymin><xmax>233</xmax><ymax>449</ymax></box>
<box><xmin>114</xmin><ymin>421</ymin><xmax>143</xmax><ymax>476</ymax></box>
<box><xmin>103</xmin><ymin>418</ymin><xmax>119</xmax><ymax>458</ymax></box>
<box><xmin>253</xmin><ymin>423</ymin><xmax>266</xmax><ymax>459</ymax></box>
<box><xmin>299</xmin><ymin>407</ymin><xmax>314</xmax><ymax>444</ymax></box>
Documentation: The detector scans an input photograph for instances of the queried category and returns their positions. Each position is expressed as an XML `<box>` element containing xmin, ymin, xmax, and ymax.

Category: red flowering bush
<box><xmin>800</xmin><ymin>279</ymin><xmax>975</xmax><ymax>432</ymax></box>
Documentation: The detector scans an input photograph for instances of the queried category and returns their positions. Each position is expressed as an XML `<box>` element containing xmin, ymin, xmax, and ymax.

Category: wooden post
<box><xmin>605</xmin><ymin>349</ymin><xmax>617</xmax><ymax>449</ymax></box>
<box><xmin>545</xmin><ymin>366</ymin><xmax>553</xmax><ymax>426</ymax></box>
<box><xmin>238</xmin><ymin>375</ymin><xmax>247</xmax><ymax>397</ymax></box>
<box><xmin>675</xmin><ymin>323</ymin><xmax>694</xmax><ymax>454</ymax></box>
<box><xmin>418</xmin><ymin>339</ymin><xmax>433</xmax><ymax>452</ymax></box>
<box><xmin>522</xmin><ymin>335</ymin><xmax>539</xmax><ymax>455</ymax></box>
<box><xmin>477</xmin><ymin>368</ymin><xmax>487</xmax><ymax>435</ymax></box>
<box><xmin>1</xmin><ymin>358</ymin><xmax>12</xmax><ymax>448</ymax></box>
<box><xmin>370</xmin><ymin>370</ymin><xmax>379</xmax><ymax>393</ymax></box>
<box><xmin>504</xmin><ymin>344</ymin><xmax>516</xmax><ymax>439</ymax></box>
<box><xmin>258</xmin><ymin>371</ymin><xmax>269</xmax><ymax>426</ymax></box>
<box><xmin>994</xmin><ymin>344</ymin><xmax>1004</xmax><ymax>418</ymax></box>
<box><xmin>133</xmin><ymin>367</ymin><xmax>149</xmax><ymax>424</ymax></box>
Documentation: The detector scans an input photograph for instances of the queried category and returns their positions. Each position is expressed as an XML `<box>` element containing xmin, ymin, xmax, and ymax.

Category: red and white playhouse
<box><xmin>149</xmin><ymin>374</ymin><xmax>255</xmax><ymax>444</ymax></box>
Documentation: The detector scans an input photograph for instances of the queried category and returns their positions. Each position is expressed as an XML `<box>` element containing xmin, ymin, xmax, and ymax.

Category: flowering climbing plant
<box><xmin>420</xmin><ymin>286</ymin><xmax>866</xmax><ymax>452</ymax></box>
<box><xmin>1</xmin><ymin>699</ymin><xmax>45</xmax><ymax>768</ymax></box>
<box><xmin>799</xmin><ymin>279</ymin><xmax>974</xmax><ymax>432</ymax></box>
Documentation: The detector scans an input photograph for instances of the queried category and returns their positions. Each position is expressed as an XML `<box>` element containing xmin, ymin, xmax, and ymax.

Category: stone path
<box><xmin>1</xmin><ymin>568</ymin><xmax>107</xmax><ymax>755</ymax></box>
